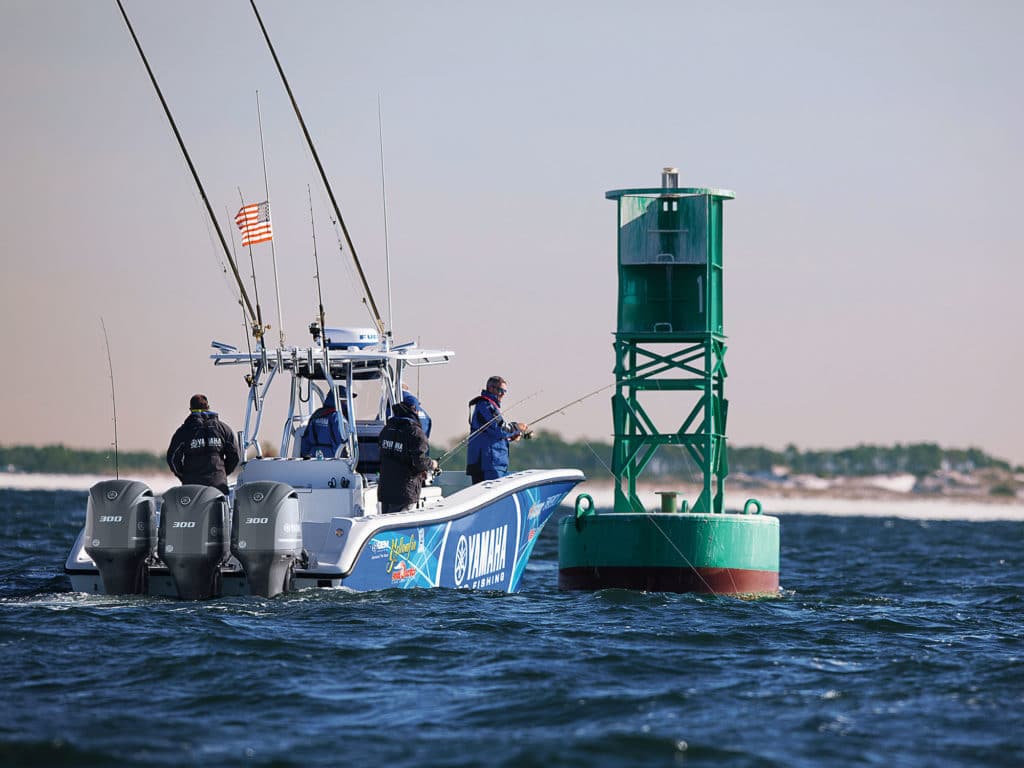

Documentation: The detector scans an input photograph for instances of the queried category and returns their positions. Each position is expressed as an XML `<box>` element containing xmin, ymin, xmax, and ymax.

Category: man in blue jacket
<box><xmin>300</xmin><ymin>388</ymin><xmax>350</xmax><ymax>458</ymax></box>
<box><xmin>466</xmin><ymin>376</ymin><xmax>528</xmax><ymax>484</ymax></box>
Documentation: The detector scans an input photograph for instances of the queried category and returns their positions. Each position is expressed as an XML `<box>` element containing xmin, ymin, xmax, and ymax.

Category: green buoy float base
<box><xmin>558</xmin><ymin>509</ymin><xmax>780</xmax><ymax>596</ymax></box>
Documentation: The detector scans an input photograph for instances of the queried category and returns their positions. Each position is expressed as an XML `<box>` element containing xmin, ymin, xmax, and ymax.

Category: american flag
<box><xmin>235</xmin><ymin>201</ymin><xmax>273</xmax><ymax>247</ymax></box>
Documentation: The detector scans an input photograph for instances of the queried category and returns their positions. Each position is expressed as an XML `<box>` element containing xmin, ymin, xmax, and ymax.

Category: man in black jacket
<box><xmin>378</xmin><ymin>394</ymin><xmax>437</xmax><ymax>513</ymax></box>
<box><xmin>166</xmin><ymin>394</ymin><xmax>240</xmax><ymax>494</ymax></box>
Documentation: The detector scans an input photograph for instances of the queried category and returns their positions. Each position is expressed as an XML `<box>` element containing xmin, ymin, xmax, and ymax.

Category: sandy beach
<box><xmin>3</xmin><ymin>471</ymin><xmax>1023</xmax><ymax>522</ymax></box>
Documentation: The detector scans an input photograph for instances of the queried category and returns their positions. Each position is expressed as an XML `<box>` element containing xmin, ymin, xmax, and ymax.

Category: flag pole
<box><xmin>237</xmin><ymin>189</ymin><xmax>267</xmax><ymax>344</ymax></box>
<box><xmin>256</xmin><ymin>90</ymin><xmax>286</xmax><ymax>348</ymax></box>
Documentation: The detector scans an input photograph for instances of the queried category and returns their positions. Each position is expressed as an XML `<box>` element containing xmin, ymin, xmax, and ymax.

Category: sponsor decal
<box><xmin>527</xmin><ymin>502</ymin><xmax>542</xmax><ymax>524</ymax></box>
<box><xmin>370</xmin><ymin>539</ymin><xmax>391</xmax><ymax>559</ymax></box>
<box><xmin>391</xmin><ymin>560</ymin><xmax>417</xmax><ymax>582</ymax></box>
<box><xmin>386</xmin><ymin>535</ymin><xmax>418</xmax><ymax>575</ymax></box>
<box><xmin>189</xmin><ymin>436</ymin><xmax>223</xmax><ymax>450</ymax></box>
<box><xmin>453</xmin><ymin>525</ymin><xmax>508</xmax><ymax>589</ymax></box>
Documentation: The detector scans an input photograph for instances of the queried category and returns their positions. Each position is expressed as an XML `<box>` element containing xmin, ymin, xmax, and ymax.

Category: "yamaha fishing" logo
<box><xmin>452</xmin><ymin>525</ymin><xmax>508</xmax><ymax>589</ymax></box>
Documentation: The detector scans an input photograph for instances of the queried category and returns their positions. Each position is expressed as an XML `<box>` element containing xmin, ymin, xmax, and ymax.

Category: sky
<box><xmin>2</xmin><ymin>0</ymin><xmax>1022</xmax><ymax>466</ymax></box>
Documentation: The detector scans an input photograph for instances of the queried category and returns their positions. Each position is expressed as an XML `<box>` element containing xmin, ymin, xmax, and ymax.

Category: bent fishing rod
<box><xmin>249</xmin><ymin>0</ymin><xmax>387</xmax><ymax>341</ymax></box>
<box><xmin>115</xmin><ymin>0</ymin><xmax>259</xmax><ymax>333</ymax></box>
<box><xmin>435</xmin><ymin>390</ymin><xmax>542</xmax><ymax>466</ymax></box>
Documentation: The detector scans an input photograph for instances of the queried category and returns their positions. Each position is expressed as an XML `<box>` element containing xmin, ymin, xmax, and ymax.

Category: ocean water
<box><xmin>0</xmin><ymin>489</ymin><xmax>1021</xmax><ymax>768</ymax></box>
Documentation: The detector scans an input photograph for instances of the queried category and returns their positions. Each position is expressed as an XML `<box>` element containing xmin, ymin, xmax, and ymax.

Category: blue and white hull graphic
<box><xmin>66</xmin><ymin>468</ymin><xmax>584</xmax><ymax>597</ymax></box>
<box><xmin>296</xmin><ymin>470</ymin><xmax>583</xmax><ymax>593</ymax></box>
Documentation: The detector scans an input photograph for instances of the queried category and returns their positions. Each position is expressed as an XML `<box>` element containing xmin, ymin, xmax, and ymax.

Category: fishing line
<box><xmin>579</xmin><ymin>434</ymin><xmax>722</xmax><ymax>597</ymax></box>
<box><xmin>643</xmin><ymin>513</ymin><xmax>721</xmax><ymax>596</ymax></box>
<box><xmin>436</xmin><ymin>390</ymin><xmax>543</xmax><ymax>466</ymax></box>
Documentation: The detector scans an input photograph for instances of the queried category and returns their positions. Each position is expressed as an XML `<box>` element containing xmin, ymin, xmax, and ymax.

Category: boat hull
<box><xmin>66</xmin><ymin>469</ymin><xmax>583</xmax><ymax>597</ymax></box>
<box><xmin>557</xmin><ymin>511</ymin><xmax>780</xmax><ymax>596</ymax></box>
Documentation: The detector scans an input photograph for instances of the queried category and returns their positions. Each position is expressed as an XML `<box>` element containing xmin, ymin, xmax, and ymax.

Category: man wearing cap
<box><xmin>466</xmin><ymin>375</ymin><xmax>528</xmax><ymax>484</ymax></box>
<box><xmin>378</xmin><ymin>390</ymin><xmax>437</xmax><ymax>513</ymax></box>
<box><xmin>300</xmin><ymin>388</ymin><xmax>350</xmax><ymax>459</ymax></box>
<box><xmin>166</xmin><ymin>394</ymin><xmax>240</xmax><ymax>495</ymax></box>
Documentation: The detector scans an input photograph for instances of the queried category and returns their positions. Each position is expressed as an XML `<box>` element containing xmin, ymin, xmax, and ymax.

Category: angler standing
<box><xmin>166</xmin><ymin>394</ymin><xmax>239</xmax><ymax>495</ymax></box>
<box><xmin>379</xmin><ymin>393</ymin><xmax>437</xmax><ymax>513</ymax></box>
<box><xmin>466</xmin><ymin>376</ymin><xmax>528</xmax><ymax>484</ymax></box>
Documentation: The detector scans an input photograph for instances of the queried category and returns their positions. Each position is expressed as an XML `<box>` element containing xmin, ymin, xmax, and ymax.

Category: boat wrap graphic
<box><xmin>342</xmin><ymin>480</ymin><xmax>578</xmax><ymax>592</ymax></box>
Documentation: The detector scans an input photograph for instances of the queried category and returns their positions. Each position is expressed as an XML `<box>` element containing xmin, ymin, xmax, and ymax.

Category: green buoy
<box><xmin>558</xmin><ymin>168</ymin><xmax>780</xmax><ymax>595</ymax></box>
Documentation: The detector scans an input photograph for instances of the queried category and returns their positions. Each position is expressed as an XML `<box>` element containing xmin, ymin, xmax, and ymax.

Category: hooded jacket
<box><xmin>166</xmin><ymin>410</ymin><xmax>239</xmax><ymax>494</ymax></box>
<box><xmin>300</xmin><ymin>391</ymin><xmax>347</xmax><ymax>458</ymax></box>
<box><xmin>466</xmin><ymin>391</ymin><xmax>520</xmax><ymax>479</ymax></box>
<box><xmin>378</xmin><ymin>402</ymin><xmax>433</xmax><ymax>508</ymax></box>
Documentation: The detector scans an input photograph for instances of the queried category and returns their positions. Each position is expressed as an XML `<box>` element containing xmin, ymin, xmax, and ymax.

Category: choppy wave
<box><xmin>0</xmin><ymin>489</ymin><xmax>1021</xmax><ymax>767</ymax></box>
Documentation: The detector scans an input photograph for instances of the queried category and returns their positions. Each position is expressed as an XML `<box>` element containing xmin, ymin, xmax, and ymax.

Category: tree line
<box><xmin>1</xmin><ymin>437</ymin><xmax>1016</xmax><ymax>478</ymax></box>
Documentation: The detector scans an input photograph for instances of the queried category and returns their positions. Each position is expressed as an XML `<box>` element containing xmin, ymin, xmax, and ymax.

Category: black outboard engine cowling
<box><xmin>158</xmin><ymin>485</ymin><xmax>230</xmax><ymax>600</ymax></box>
<box><xmin>84</xmin><ymin>479</ymin><xmax>156</xmax><ymax>595</ymax></box>
<box><xmin>232</xmin><ymin>482</ymin><xmax>303</xmax><ymax>598</ymax></box>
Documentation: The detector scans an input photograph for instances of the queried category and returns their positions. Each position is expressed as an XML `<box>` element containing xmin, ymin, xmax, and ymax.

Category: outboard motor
<box><xmin>84</xmin><ymin>479</ymin><xmax>155</xmax><ymax>595</ymax></box>
<box><xmin>158</xmin><ymin>485</ymin><xmax>230</xmax><ymax>600</ymax></box>
<box><xmin>232</xmin><ymin>482</ymin><xmax>303</xmax><ymax>598</ymax></box>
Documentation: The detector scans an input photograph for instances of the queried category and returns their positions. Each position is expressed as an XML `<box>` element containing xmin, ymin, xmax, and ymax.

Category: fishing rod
<box><xmin>237</xmin><ymin>187</ymin><xmax>268</xmax><ymax>343</ymax></box>
<box><xmin>436</xmin><ymin>390</ymin><xmax>543</xmax><ymax>466</ymax></box>
<box><xmin>307</xmin><ymin>184</ymin><xmax>331</xmax><ymax>392</ymax></box>
<box><xmin>100</xmin><ymin>318</ymin><xmax>119</xmax><ymax>479</ymax></box>
<box><xmin>436</xmin><ymin>383</ymin><xmax>614</xmax><ymax>467</ymax></box>
<box><xmin>308</xmin><ymin>185</ymin><xmax>327</xmax><ymax>344</ymax></box>
<box><xmin>249</xmin><ymin>0</ymin><xmax>387</xmax><ymax>341</ymax></box>
<box><xmin>255</xmin><ymin>90</ymin><xmax>286</xmax><ymax>348</ymax></box>
<box><xmin>378</xmin><ymin>94</ymin><xmax>394</xmax><ymax>336</ymax></box>
<box><xmin>519</xmin><ymin>383</ymin><xmax>614</xmax><ymax>432</ymax></box>
<box><xmin>226</xmin><ymin>205</ymin><xmax>260</xmax><ymax>393</ymax></box>
<box><xmin>115</xmin><ymin>0</ymin><xmax>259</xmax><ymax>333</ymax></box>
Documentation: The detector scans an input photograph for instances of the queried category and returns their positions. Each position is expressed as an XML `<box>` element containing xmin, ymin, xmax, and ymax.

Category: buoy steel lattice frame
<box><xmin>609</xmin><ymin>184</ymin><xmax>732</xmax><ymax>514</ymax></box>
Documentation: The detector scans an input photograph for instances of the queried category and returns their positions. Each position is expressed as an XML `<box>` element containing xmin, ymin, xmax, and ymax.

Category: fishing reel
<box><xmin>308</xmin><ymin>321</ymin><xmax>322</xmax><ymax>343</ymax></box>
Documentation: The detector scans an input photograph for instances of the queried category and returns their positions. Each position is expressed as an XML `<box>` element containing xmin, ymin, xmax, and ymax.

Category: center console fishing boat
<box><xmin>65</xmin><ymin>326</ymin><xmax>583</xmax><ymax>598</ymax></box>
<box><xmin>64</xmin><ymin>3</ymin><xmax>583</xmax><ymax>600</ymax></box>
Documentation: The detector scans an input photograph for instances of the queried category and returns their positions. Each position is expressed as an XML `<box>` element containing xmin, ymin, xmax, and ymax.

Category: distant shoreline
<box><xmin>4</xmin><ymin>471</ymin><xmax>1023</xmax><ymax>521</ymax></box>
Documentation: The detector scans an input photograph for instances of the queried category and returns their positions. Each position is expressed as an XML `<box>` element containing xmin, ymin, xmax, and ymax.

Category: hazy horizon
<box><xmin>3</xmin><ymin>1</ymin><xmax>1022</xmax><ymax>464</ymax></box>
